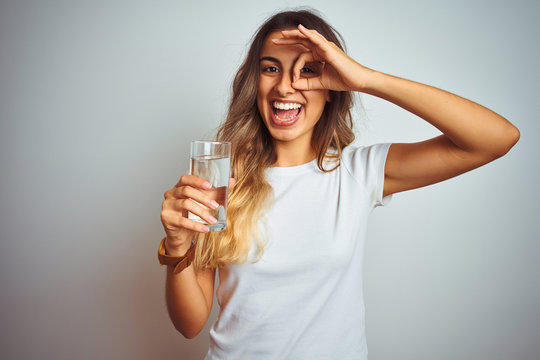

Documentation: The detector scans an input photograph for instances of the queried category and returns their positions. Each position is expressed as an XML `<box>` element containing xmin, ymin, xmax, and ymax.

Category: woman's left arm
<box><xmin>276</xmin><ymin>25</ymin><xmax>520</xmax><ymax>197</ymax></box>
<box><xmin>362</xmin><ymin>71</ymin><xmax>520</xmax><ymax>197</ymax></box>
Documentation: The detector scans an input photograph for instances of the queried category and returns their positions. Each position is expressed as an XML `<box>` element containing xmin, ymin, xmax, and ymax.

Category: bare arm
<box><xmin>359</xmin><ymin>71</ymin><xmax>520</xmax><ymax>197</ymax></box>
<box><xmin>160</xmin><ymin>175</ymin><xmax>232</xmax><ymax>338</ymax></box>
<box><xmin>275</xmin><ymin>25</ymin><xmax>520</xmax><ymax>195</ymax></box>
<box><xmin>165</xmin><ymin>257</ymin><xmax>215</xmax><ymax>339</ymax></box>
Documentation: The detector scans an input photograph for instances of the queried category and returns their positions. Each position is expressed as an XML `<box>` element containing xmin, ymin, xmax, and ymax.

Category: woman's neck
<box><xmin>272</xmin><ymin>140</ymin><xmax>316</xmax><ymax>167</ymax></box>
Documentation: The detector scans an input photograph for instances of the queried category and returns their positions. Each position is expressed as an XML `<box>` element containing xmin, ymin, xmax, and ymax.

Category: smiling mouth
<box><xmin>273</xmin><ymin>101</ymin><xmax>302</xmax><ymax>121</ymax></box>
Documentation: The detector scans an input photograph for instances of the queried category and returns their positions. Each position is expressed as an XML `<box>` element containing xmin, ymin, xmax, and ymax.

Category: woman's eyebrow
<box><xmin>259</xmin><ymin>56</ymin><xmax>280</xmax><ymax>64</ymax></box>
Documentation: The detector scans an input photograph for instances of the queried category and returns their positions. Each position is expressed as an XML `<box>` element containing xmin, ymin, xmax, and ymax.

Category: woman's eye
<box><xmin>262</xmin><ymin>66</ymin><xmax>279</xmax><ymax>73</ymax></box>
<box><xmin>300</xmin><ymin>67</ymin><xmax>315</xmax><ymax>74</ymax></box>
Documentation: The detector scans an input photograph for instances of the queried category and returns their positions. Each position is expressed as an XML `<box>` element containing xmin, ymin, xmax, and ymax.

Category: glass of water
<box><xmin>188</xmin><ymin>140</ymin><xmax>231</xmax><ymax>231</ymax></box>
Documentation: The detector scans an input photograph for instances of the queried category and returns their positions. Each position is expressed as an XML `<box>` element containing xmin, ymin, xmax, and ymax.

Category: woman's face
<box><xmin>256</xmin><ymin>30</ymin><xmax>329</xmax><ymax>149</ymax></box>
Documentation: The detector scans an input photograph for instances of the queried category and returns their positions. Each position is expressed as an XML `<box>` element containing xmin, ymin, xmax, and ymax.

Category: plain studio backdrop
<box><xmin>1</xmin><ymin>0</ymin><xmax>539</xmax><ymax>359</ymax></box>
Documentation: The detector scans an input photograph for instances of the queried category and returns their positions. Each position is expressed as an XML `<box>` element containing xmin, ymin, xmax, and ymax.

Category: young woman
<box><xmin>159</xmin><ymin>10</ymin><xmax>519</xmax><ymax>359</ymax></box>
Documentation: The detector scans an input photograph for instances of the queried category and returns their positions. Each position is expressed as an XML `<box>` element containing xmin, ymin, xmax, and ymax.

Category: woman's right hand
<box><xmin>160</xmin><ymin>175</ymin><xmax>230</xmax><ymax>256</ymax></box>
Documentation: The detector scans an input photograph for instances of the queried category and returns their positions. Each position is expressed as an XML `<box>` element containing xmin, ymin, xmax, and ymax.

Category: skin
<box><xmin>257</xmin><ymin>30</ymin><xmax>330</xmax><ymax>166</ymax></box>
<box><xmin>160</xmin><ymin>24</ymin><xmax>520</xmax><ymax>338</ymax></box>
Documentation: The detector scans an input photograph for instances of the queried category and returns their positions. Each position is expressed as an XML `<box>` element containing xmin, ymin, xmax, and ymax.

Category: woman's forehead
<box><xmin>260</xmin><ymin>29</ymin><xmax>306</xmax><ymax>59</ymax></box>
<box><xmin>263</xmin><ymin>29</ymin><xmax>288</xmax><ymax>43</ymax></box>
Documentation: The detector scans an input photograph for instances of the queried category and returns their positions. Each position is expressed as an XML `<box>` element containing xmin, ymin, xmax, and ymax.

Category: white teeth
<box><xmin>273</xmin><ymin>102</ymin><xmax>302</xmax><ymax>110</ymax></box>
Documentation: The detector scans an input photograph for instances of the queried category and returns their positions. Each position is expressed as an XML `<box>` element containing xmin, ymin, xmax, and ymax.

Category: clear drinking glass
<box><xmin>188</xmin><ymin>140</ymin><xmax>231</xmax><ymax>231</ymax></box>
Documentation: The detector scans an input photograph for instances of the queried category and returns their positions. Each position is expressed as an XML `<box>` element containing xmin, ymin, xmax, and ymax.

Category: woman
<box><xmin>159</xmin><ymin>10</ymin><xmax>519</xmax><ymax>359</ymax></box>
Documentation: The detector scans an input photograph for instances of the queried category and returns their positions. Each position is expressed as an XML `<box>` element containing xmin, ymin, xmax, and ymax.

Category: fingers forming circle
<box><xmin>292</xmin><ymin>51</ymin><xmax>315</xmax><ymax>81</ymax></box>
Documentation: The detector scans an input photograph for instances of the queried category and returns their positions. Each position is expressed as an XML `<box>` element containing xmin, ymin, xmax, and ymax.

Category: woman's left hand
<box><xmin>272</xmin><ymin>24</ymin><xmax>371</xmax><ymax>92</ymax></box>
<box><xmin>274</xmin><ymin>25</ymin><xmax>519</xmax><ymax>199</ymax></box>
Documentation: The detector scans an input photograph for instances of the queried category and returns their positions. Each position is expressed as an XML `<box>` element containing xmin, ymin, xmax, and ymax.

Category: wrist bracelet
<box><xmin>157</xmin><ymin>237</ymin><xmax>196</xmax><ymax>274</ymax></box>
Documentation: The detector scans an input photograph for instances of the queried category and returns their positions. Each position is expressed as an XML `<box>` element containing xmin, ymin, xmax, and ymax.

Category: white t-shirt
<box><xmin>205</xmin><ymin>143</ymin><xmax>392</xmax><ymax>360</ymax></box>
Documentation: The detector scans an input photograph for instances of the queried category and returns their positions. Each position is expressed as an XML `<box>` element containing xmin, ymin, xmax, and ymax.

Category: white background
<box><xmin>1</xmin><ymin>0</ymin><xmax>539</xmax><ymax>359</ymax></box>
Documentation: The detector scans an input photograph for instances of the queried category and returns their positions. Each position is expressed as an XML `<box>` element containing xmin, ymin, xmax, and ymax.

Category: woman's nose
<box><xmin>275</xmin><ymin>72</ymin><xmax>296</xmax><ymax>97</ymax></box>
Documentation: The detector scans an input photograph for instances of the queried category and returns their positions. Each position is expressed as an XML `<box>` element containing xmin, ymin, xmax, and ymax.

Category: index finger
<box><xmin>271</xmin><ymin>37</ymin><xmax>311</xmax><ymax>52</ymax></box>
<box><xmin>175</xmin><ymin>174</ymin><xmax>212</xmax><ymax>190</ymax></box>
<box><xmin>280</xmin><ymin>28</ymin><xmax>308</xmax><ymax>38</ymax></box>
<box><xmin>296</xmin><ymin>24</ymin><xmax>327</xmax><ymax>46</ymax></box>
<box><xmin>291</xmin><ymin>50</ymin><xmax>319</xmax><ymax>83</ymax></box>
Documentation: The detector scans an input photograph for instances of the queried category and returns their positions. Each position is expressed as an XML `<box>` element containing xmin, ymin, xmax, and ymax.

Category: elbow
<box><xmin>174</xmin><ymin>322</ymin><xmax>204</xmax><ymax>340</ymax></box>
<box><xmin>181</xmin><ymin>330</ymin><xmax>200</xmax><ymax>340</ymax></box>
<box><xmin>166</xmin><ymin>300</ymin><xmax>212</xmax><ymax>340</ymax></box>
<box><xmin>495</xmin><ymin>123</ymin><xmax>520</xmax><ymax>158</ymax></box>
<box><xmin>510</xmin><ymin>124</ymin><xmax>521</xmax><ymax>146</ymax></box>
<box><xmin>485</xmin><ymin>122</ymin><xmax>520</xmax><ymax>160</ymax></box>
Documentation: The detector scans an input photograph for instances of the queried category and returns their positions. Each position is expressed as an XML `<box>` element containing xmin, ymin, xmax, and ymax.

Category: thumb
<box><xmin>292</xmin><ymin>77</ymin><xmax>324</xmax><ymax>91</ymax></box>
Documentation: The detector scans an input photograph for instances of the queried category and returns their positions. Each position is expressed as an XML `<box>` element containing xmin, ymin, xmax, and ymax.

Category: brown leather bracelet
<box><xmin>157</xmin><ymin>237</ymin><xmax>196</xmax><ymax>274</ymax></box>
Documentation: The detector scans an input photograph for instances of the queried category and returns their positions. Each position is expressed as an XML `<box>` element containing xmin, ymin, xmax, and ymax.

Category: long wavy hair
<box><xmin>194</xmin><ymin>9</ymin><xmax>355</xmax><ymax>269</ymax></box>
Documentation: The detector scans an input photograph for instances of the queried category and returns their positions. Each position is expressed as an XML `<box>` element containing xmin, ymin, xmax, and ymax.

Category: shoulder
<box><xmin>340</xmin><ymin>143</ymin><xmax>393</xmax><ymax>207</ymax></box>
<box><xmin>340</xmin><ymin>143</ymin><xmax>392</xmax><ymax>176</ymax></box>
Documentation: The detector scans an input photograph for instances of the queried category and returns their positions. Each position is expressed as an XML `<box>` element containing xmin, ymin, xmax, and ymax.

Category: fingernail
<box><xmin>210</xmin><ymin>200</ymin><xmax>219</xmax><ymax>209</ymax></box>
<box><xmin>209</xmin><ymin>216</ymin><xmax>217</xmax><ymax>224</ymax></box>
<box><xmin>201</xmin><ymin>225</ymin><xmax>210</xmax><ymax>233</ymax></box>
<box><xmin>202</xmin><ymin>181</ymin><xmax>212</xmax><ymax>189</ymax></box>
<box><xmin>298</xmin><ymin>24</ymin><xmax>306</xmax><ymax>30</ymax></box>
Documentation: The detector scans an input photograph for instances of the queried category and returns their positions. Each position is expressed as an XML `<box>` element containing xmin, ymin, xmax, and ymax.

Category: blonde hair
<box><xmin>194</xmin><ymin>9</ymin><xmax>355</xmax><ymax>269</ymax></box>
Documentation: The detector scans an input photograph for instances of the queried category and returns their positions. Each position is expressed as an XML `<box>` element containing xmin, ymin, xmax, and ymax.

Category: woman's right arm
<box><xmin>160</xmin><ymin>174</ymin><xmax>224</xmax><ymax>338</ymax></box>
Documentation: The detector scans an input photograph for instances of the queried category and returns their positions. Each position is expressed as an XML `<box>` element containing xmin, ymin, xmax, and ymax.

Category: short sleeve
<box><xmin>341</xmin><ymin>143</ymin><xmax>392</xmax><ymax>208</ymax></box>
